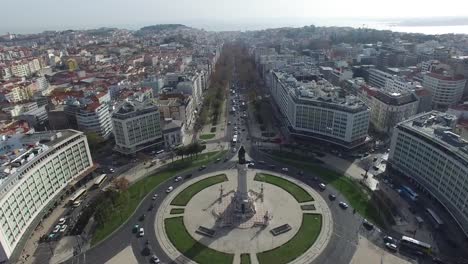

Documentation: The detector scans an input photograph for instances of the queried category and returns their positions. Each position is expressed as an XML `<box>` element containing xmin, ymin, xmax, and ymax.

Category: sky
<box><xmin>2</xmin><ymin>0</ymin><xmax>468</xmax><ymax>34</ymax></box>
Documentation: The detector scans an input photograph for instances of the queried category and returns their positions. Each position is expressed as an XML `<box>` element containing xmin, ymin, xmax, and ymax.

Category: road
<box><xmin>62</xmin><ymin>71</ymin><xmax>362</xmax><ymax>264</ymax></box>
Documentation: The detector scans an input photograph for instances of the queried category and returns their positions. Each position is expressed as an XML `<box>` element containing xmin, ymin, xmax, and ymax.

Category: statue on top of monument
<box><xmin>238</xmin><ymin>146</ymin><xmax>246</xmax><ymax>164</ymax></box>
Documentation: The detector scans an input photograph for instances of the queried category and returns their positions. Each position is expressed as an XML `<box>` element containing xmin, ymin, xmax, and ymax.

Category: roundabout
<box><xmin>155</xmin><ymin>151</ymin><xmax>333</xmax><ymax>264</ymax></box>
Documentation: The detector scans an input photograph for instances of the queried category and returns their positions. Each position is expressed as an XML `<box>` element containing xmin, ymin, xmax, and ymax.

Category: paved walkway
<box><xmin>350</xmin><ymin>235</ymin><xmax>415</xmax><ymax>264</ymax></box>
<box><xmin>154</xmin><ymin>168</ymin><xmax>333</xmax><ymax>264</ymax></box>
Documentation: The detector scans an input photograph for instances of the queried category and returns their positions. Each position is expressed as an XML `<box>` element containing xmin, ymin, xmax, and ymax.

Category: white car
<box><xmin>339</xmin><ymin>202</ymin><xmax>349</xmax><ymax>209</ymax></box>
<box><xmin>319</xmin><ymin>183</ymin><xmax>326</xmax><ymax>190</ymax></box>
<box><xmin>232</xmin><ymin>148</ymin><xmax>237</xmax><ymax>153</ymax></box>
<box><xmin>58</xmin><ymin>218</ymin><xmax>66</xmax><ymax>225</ymax></box>
<box><xmin>60</xmin><ymin>225</ymin><xmax>68</xmax><ymax>233</ymax></box>
<box><xmin>385</xmin><ymin>243</ymin><xmax>397</xmax><ymax>251</ymax></box>
<box><xmin>281</xmin><ymin>167</ymin><xmax>289</xmax><ymax>172</ymax></box>
<box><xmin>53</xmin><ymin>225</ymin><xmax>61</xmax><ymax>233</ymax></box>
<box><xmin>152</xmin><ymin>194</ymin><xmax>158</xmax><ymax>200</ymax></box>
<box><xmin>139</xmin><ymin>228</ymin><xmax>145</xmax><ymax>237</ymax></box>
<box><xmin>174</xmin><ymin>176</ymin><xmax>183</xmax><ymax>182</ymax></box>
<box><xmin>166</xmin><ymin>186</ymin><xmax>174</xmax><ymax>193</ymax></box>
<box><xmin>151</xmin><ymin>255</ymin><xmax>160</xmax><ymax>263</ymax></box>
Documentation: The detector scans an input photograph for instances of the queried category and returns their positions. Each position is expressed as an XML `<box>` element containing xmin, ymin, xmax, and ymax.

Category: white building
<box><xmin>270</xmin><ymin>71</ymin><xmax>370</xmax><ymax>149</ymax></box>
<box><xmin>388</xmin><ymin>111</ymin><xmax>468</xmax><ymax>237</ymax></box>
<box><xmin>422</xmin><ymin>72</ymin><xmax>467</xmax><ymax>109</ymax></box>
<box><xmin>162</xmin><ymin>119</ymin><xmax>183</xmax><ymax>149</ymax></box>
<box><xmin>112</xmin><ymin>100</ymin><xmax>163</xmax><ymax>155</ymax></box>
<box><xmin>369</xmin><ymin>90</ymin><xmax>419</xmax><ymax>134</ymax></box>
<box><xmin>0</xmin><ymin>130</ymin><xmax>93</xmax><ymax>262</ymax></box>
<box><xmin>64</xmin><ymin>99</ymin><xmax>113</xmax><ymax>139</ymax></box>
<box><xmin>368</xmin><ymin>68</ymin><xmax>394</xmax><ymax>88</ymax></box>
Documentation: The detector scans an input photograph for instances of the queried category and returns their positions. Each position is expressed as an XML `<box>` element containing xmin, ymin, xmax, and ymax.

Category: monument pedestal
<box><xmin>232</xmin><ymin>163</ymin><xmax>256</xmax><ymax>217</ymax></box>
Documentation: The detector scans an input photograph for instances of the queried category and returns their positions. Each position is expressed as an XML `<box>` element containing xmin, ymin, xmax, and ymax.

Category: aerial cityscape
<box><xmin>1</xmin><ymin>1</ymin><xmax>468</xmax><ymax>264</ymax></box>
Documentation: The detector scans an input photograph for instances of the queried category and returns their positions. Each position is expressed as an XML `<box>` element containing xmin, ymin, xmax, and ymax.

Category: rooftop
<box><xmin>0</xmin><ymin>130</ymin><xmax>80</xmax><ymax>196</ymax></box>
<box><xmin>112</xmin><ymin>99</ymin><xmax>158</xmax><ymax>120</ymax></box>
<box><xmin>399</xmin><ymin>111</ymin><xmax>468</xmax><ymax>162</ymax></box>
<box><xmin>274</xmin><ymin>71</ymin><xmax>368</xmax><ymax>113</ymax></box>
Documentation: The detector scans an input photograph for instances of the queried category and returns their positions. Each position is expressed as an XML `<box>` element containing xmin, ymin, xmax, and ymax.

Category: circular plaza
<box><xmin>155</xmin><ymin>168</ymin><xmax>333</xmax><ymax>264</ymax></box>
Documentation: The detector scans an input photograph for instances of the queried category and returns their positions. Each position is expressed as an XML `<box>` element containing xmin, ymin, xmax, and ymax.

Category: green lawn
<box><xmin>241</xmin><ymin>253</ymin><xmax>251</xmax><ymax>264</ymax></box>
<box><xmin>200</xmin><ymin>133</ymin><xmax>216</xmax><ymax>140</ymax></box>
<box><xmin>254</xmin><ymin>173</ymin><xmax>313</xmax><ymax>203</ymax></box>
<box><xmin>171</xmin><ymin>174</ymin><xmax>228</xmax><ymax>206</ymax></box>
<box><xmin>90</xmin><ymin>150</ymin><xmax>226</xmax><ymax>246</ymax></box>
<box><xmin>165</xmin><ymin>217</ymin><xmax>234</xmax><ymax>264</ymax></box>
<box><xmin>170</xmin><ymin>208</ymin><xmax>185</xmax><ymax>215</ymax></box>
<box><xmin>268</xmin><ymin>154</ymin><xmax>385</xmax><ymax>226</ymax></box>
<box><xmin>257</xmin><ymin>214</ymin><xmax>322</xmax><ymax>264</ymax></box>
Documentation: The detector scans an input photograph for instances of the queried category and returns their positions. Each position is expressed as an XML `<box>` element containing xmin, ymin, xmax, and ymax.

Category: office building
<box><xmin>112</xmin><ymin>100</ymin><xmax>163</xmax><ymax>154</ymax></box>
<box><xmin>422</xmin><ymin>72</ymin><xmax>466</xmax><ymax>109</ymax></box>
<box><xmin>0</xmin><ymin>130</ymin><xmax>94</xmax><ymax>262</ymax></box>
<box><xmin>388</xmin><ymin>111</ymin><xmax>468</xmax><ymax>237</ymax></box>
<box><xmin>270</xmin><ymin>71</ymin><xmax>370</xmax><ymax>149</ymax></box>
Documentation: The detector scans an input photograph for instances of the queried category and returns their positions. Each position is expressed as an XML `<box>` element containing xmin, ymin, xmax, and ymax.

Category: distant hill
<box><xmin>138</xmin><ymin>24</ymin><xmax>189</xmax><ymax>32</ymax></box>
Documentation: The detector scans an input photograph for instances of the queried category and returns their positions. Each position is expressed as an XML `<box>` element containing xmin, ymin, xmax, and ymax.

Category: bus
<box><xmin>93</xmin><ymin>174</ymin><xmax>107</xmax><ymax>188</ymax></box>
<box><xmin>400</xmin><ymin>236</ymin><xmax>431</xmax><ymax>253</ymax></box>
<box><xmin>400</xmin><ymin>185</ymin><xmax>419</xmax><ymax>201</ymax></box>
<box><xmin>69</xmin><ymin>188</ymin><xmax>87</xmax><ymax>205</ymax></box>
<box><xmin>426</xmin><ymin>208</ymin><xmax>444</xmax><ymax>229</ymax></box>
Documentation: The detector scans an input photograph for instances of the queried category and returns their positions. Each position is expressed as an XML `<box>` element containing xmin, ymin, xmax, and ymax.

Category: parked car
<box><xmin>166</xmin><ymin>186</ymin><xmax>174</xmax><ymax>193</ymax></box>
<box><xmin>362</xmin><ymin>219</ymin><xmax>374</xmax><ymax>230</ymax></box>
<box><xmin>319</xmin><ymin>183</ymin><xmax>326</xmax><ymax>190</ymax></box>
<box><xmin>385</xmin><ymin>243</ymin><xmax>397</xmax><ymax>251</ymax></box>
<box><xmin>133</xmin><ymin>224</ymin><xmax>139</xmax><ymax>233</ymax></box>
<box><xmin>339</xmin><ymin>202</ymin><xmax>349</xmax><ymax>209</ymax></box>
<box><xmin>328</xmin><ymin>194</ymin><xmax>336</xmax><ymax>201</ymax></box>
<box><xmin>60</xmin><ymin>225</ymin><xmax>68</xmax><ymax>233</ymax></box>
<box><xmin>383</xmin><ymin>236</ymin><xmax>397</xmax><ymax>244</ymax></box>
<box><xmin>58</xmin><ymin>218</ymin><xmax>67</xmax><ymax>225</ymax></box>
<box><xmin>139</xmin><ymin>228</ymin><xmax>145</xmax><ymax>237</ymax></box>
<box><xmin>53</xmin><ymin>225</ymin><xmax>60</xmax><ymax>233</ymax></box>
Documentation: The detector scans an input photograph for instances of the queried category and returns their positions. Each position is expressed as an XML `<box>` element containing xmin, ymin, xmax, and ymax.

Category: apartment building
<box><xmin>0</xmin><ymin>130</ymin><xmax>93</xmax><ymax>262</ymax></box>
<box><xmin>112</xmin><ymin>100</ymin><xmax>163</xmax><ymax>154</ymax></box>
<box><xmin>388</xmin><ymin>111</ymin><xmax>468</xmax><ymax>237</ymax></box>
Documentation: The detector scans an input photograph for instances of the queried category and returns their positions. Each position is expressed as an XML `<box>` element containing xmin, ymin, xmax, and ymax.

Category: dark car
<box><xmin>328</xmin><ymin>194</ymin><xmax>336</xmax><ymax>201</ymax></box>
<box><xmin>362</xmin><ymin>219</ymin><xmax>374</xmax><ymax>230</ymax></box>
<box><xmin>198</xmin><ymin>165</ymin><xmax>206</xmax><ymax>171</ymax></box>
<box><xmin>184</xmin><ymin>174</ymin><xmax>192</xmax><ymax>179</ymax></box>
<box><xmin>269</xmin><ymin>164</ymin><xmax>276</xmax><ymax>169</ymax></box>
<box><xmin>139</xmin><ymin>214</ymin><xmax>145</xmax><ymax>221</ymax></box>
<box><xmin>223</xmin><ymin>157</ymin><xmax>229</xmax><ymax>162</ymax></box>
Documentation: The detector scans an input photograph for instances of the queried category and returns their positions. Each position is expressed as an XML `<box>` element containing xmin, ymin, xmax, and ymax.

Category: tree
<box><xmin>85</xmin><ymin>132</ymin><xmax>105</xmax><ymax>152</ymax></box>
<box><xmin>359</xmin><ymin>158</ymin><xmax>374</xmax><ymax>180</ymax></box>
<box><xmin>112</xmin><ymin>177</ymin><xmax>130</xmax><ymax>192</ymax></box>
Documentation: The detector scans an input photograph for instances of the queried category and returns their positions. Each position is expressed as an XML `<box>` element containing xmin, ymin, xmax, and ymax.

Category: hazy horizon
<box><xmin>2</xmin><ymin>0</ymin><xmax>468</xmax><ymax>35</ymax></box>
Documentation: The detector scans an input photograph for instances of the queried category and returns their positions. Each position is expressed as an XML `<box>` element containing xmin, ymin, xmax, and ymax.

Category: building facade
<box><xmin>270</xmin><ymin>71</ymin><xmax>370</xmax><ymax>148</ymax></box>
<box><xmin>388</xmin><ymin>111</ymin><xmax>468</xmax><ymax>237</ymax></box>
<box><xmin>369</xmin><ymin>91</ymin><xmax>419</xmax><ymax>134</ymax></box>
<box><xmin>112</xmin><ymin>100</ymin><xmax>163</xmax><ymax>155</ymax></box>
<box><xmin>422</xmin><ymin>73</ymin><xmax>466</xmax><ymax>109</ymax></box>
<box><xmin>0</xmin><ymin>130</ymin><xmax>93</xmax><ymax>262</ymax></box>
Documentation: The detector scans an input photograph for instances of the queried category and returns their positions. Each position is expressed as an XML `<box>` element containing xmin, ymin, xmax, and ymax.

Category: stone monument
<box><xmin>232</xmin><ymin>146</ymin><xmax>256</xmax><ymax>217</ymax></box>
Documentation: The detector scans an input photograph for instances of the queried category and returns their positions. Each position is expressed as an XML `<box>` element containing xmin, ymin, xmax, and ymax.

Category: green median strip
<box><xmin>171</xmin><ymin>174</ymin><xmax>228</xmax><ymax>206</ymax></box>
<box><xmin>257</xmin><ymin>213</ymin><xmax>322</xmax><ymax>264</ymax></box>
<box><xmin>90</xmin><ymin>150</ymin><xmax>226</xmax><ymax>246</ymax></box>
<box><xmin>254</xmin><ymin>173</ymin><xmax>314</xmax><ymax>203</ymax></box>
<box><xmin>165</xmin><ymin>217</ymin><xmax>234</xmax><ymax>264</ymax></box>
<box><xmin>241</xmin><ymin>253</ymin><xmax>251</xmax><ymax>264</ymax></box>
<box><xmin>170</xmin><ymin>208</ymin><xmax>185</xmax><ymax>215</ymax></box>
<box><xmin>268</xmin><ymin>154</ymin><xmax>386</xmax><ymax>227</ymax></box>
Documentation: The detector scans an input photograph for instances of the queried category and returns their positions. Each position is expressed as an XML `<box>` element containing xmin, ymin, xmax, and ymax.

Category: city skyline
<box><xmin>3</xmin><ymin>0</ymin><xmax>468</xmax><ymax>34</ymax></box>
